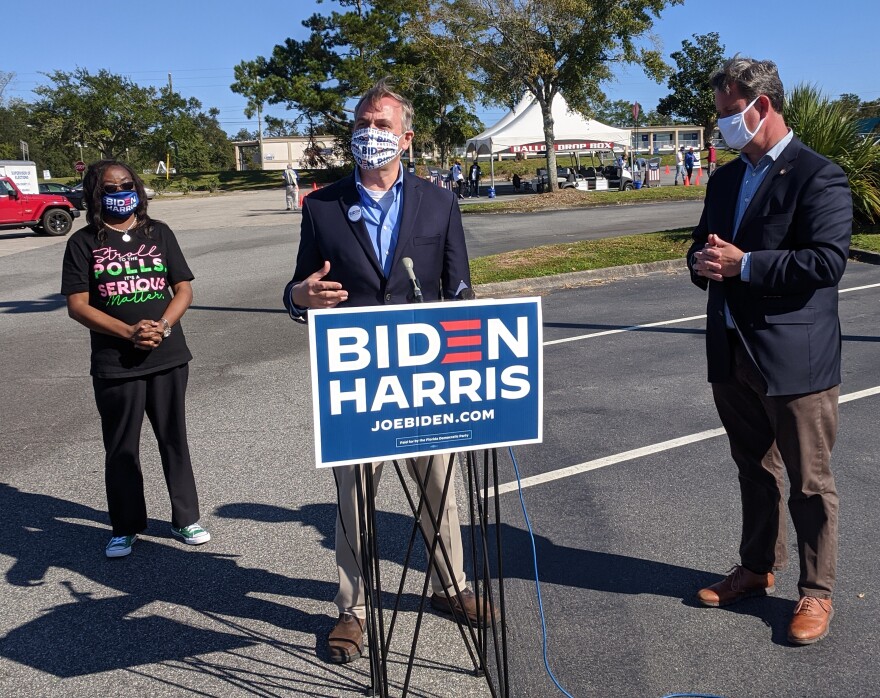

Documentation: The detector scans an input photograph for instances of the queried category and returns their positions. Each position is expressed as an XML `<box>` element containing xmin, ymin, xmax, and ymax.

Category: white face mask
<box><xmin>351</xmin><ymin>127</ymin><xmax>403</xmax><ymax>170</ymax></box>
<box><xmin>717</xmin><ymin>96</ymin><xmax>765</xmax><ymax>150</ymax></box>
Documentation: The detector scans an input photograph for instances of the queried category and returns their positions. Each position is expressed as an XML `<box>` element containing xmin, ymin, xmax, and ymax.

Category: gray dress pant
<box><xmin>333</xmin><ymin>454</ymin><xmax>467</xmax><ymax>619</ymax></box>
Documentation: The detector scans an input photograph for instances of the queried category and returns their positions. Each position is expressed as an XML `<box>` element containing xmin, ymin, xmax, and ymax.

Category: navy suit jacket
<box><xmin>284</xmin><ymin>170</ymin><xmax>471</xmax><ymax>315</ymax></box>
<box><xmin>687</xmin><ymin>136</ymin><xmax>852</xmax><ymax>396</ymax></box>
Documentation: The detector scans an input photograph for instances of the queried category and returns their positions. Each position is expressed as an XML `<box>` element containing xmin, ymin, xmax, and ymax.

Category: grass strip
<box><xmin>462</xmin><ymin>186</ymin><xmax>706</xmax><ymax>214</ymax></box>
<box><xmin>852</xmin><ymin>233</ymin><xmax>880</xmax><ymax>253</ymax></box>
<box><xmin>470</xmin><ymin>229</ymin><xmax>693</xmax><ymax>284</ymax></box>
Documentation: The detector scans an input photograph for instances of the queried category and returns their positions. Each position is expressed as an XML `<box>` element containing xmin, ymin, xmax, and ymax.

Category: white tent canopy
<box><xmin>465</xmin><ymin>93</ymin><xmax>631</xmax><ymax>157</ymax></box>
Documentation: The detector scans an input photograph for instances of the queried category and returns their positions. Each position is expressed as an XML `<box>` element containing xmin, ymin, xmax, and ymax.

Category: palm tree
<box><xmin>785</xmin><ymin>84</ymin><xmax>880</xmax><ymax>225</ymax></box>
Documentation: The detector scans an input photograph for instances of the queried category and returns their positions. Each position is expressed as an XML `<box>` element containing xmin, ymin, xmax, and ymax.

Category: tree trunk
<box><xmin>539</xmin><ymin>96</ymin><xmax>556</xmax><ymax>194</ymax></box>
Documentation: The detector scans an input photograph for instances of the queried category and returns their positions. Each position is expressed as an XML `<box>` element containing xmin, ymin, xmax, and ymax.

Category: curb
<box><xmin>475</xmin><ymin>258</ymin><xmax>686</xmax><ymax>298</ymax></box>
<box><xmin>475</xmin><ymin>248</ymin><xmax>880</xmax><ymax>298</ymax></box>
<box><xmin>850</xmin><ymin>247</ymin><xmax>880</xmax><ymax>265</ymax></box>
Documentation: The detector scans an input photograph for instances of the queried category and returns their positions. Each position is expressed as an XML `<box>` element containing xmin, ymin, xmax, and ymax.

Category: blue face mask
<box><xmin>102</xmin><ymin>190</ymin><xmax>140</xmax><ymax>218</ymax></box>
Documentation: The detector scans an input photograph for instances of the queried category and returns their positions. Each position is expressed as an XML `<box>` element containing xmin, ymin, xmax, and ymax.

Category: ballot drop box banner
<box><xmin>308</xmin><ymin>298</ymin><xmax>543</xmax><ymax>468</ymax></box>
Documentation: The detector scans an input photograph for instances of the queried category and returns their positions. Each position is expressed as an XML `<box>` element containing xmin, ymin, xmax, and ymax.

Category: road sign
<box><xmin>74</xmin><ymin>161</ymin><xmax>86</xmax><ymax>173</ymax></box>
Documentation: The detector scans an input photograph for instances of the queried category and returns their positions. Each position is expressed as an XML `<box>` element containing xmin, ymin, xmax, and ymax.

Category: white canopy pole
<box><xmin>490</xmin><ymin>138</ymin><xmax>495</xmax><ymax>188</ymax></box>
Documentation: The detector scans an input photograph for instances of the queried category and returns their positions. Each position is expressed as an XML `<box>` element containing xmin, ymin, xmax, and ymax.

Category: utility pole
<box><xmin>257</xmin><ymin>103</ymin><xmax>264</xmax><ymax>170</ymax></box>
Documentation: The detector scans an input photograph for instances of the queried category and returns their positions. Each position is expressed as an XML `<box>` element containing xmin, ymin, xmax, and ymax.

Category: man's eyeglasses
<box><xmin>103</xmin><ymin>181</ymin><xmax>136</xmax><ymax>194</ymax></box>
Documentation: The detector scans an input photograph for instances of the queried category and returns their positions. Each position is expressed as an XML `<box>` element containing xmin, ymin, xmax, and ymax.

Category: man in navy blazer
<box><xmin>284</xmin><ymin>79</ymin><xmax>486</xmax><ymax>665</ymax></box>
<box><xmin>688</xmin><ymin>56</ymin><xmax>851</xmax><ymax>645</ymax></box>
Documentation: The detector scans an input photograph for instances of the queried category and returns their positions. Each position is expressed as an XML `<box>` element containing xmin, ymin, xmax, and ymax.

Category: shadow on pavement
<box><xmin>0</xmin><ymin>294</ymin><xmax>67</xmax><ymax>314</ymax></box>
<box><xmin>0</xmin><ymin>484</ymin><xmax>352</xmax><ymax>683</ymax></box>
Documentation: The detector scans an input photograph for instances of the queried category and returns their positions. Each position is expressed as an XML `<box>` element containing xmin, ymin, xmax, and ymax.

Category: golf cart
<box><xmin>555</xmin><ymin>149</ymin><xmax>635</xmax><ymax>192</ymax></box>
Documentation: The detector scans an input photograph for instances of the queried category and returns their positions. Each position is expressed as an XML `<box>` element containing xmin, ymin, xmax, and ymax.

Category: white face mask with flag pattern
<box><xmin>350</xmin><ymin>127</ymin><xmax>403</xmax><ymax>170</ymax></box>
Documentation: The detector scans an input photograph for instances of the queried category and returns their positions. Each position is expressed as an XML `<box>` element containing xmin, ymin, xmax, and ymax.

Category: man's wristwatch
<box><xmin>160</xmin><ymin>317</ymin><xmax>172</xmax><ymax>338</ymax></box>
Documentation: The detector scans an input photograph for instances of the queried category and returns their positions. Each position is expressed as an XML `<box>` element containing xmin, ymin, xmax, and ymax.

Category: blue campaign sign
<box><xmin>308</xmin><ymin>298</ymin><xmax>543</xmax><ymax>468</ymax></box>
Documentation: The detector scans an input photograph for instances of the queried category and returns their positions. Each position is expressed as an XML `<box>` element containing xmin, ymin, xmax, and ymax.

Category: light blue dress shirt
<box><xmin>724</xmin><ymin>129</ymin><xmax>794</xmax><ymax>328</ymax></box>
<box><xmin>355</xmin><ymin>165</ymin><xmax>404</xmax><ymax>277</ymax></box>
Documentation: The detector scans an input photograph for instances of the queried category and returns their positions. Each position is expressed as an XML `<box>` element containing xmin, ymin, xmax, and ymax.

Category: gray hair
<box><xmin>710</xmin><ymin>55</ymin><xmax>785</xmax><ymax>113</ymax></box>
<box><xmin>353</xmin><ymin>77</ymin><xmax>414</xmax><ymax>132</ymax></box>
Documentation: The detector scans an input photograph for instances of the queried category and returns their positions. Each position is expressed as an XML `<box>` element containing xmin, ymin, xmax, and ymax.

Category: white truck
<box><xmin>0</xmin><ymin>160</ymin><xmax>39</xmax><ymax>194</ymax></box>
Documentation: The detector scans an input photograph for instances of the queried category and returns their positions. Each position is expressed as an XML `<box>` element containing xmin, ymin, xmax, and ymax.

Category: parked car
<box><xmin>39</xmin><ymin>182</ymin><xmax>85</xmax><ymax>210</ymax></box>
<box><xmin>1</xmin><ymin>177</ymin><xmax>81</xmax><ymax>236</ymax></box>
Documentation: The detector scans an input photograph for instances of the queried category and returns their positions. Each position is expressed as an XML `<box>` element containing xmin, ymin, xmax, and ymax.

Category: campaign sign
<box><xmin>308</xmin><ymin>298</ymin><xmax>543</xmax><ymax>468</ymax></box>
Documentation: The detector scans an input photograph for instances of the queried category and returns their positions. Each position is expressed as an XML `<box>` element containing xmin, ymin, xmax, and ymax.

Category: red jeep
<box><xmin>0</xmin><ymin>176</ymin><xmax>81</xmax><ymax>236</ymax></box>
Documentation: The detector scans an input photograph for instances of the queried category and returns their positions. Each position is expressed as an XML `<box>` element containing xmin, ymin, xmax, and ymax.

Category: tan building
<box><xmin>232</xmin><ymin>136</ymin><xmax>346</xmax><ymax>171</ymax></box>
<box><xmin>632</xmin><ymin>125</ymin><xmax>705</xmax><ymax>154</ymax></box>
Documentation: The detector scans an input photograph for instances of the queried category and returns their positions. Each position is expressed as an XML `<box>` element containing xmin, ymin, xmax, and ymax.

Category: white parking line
<box><xmin>544</xmin><ymin>315</ymin><xmax>706</xmax><ymax>345</ymax></box>
<box><xmin>490</xmin><ymin>385</ymin><xmax>880</xmax><ymax>497</ymax></box>
<box><xmin>543</xmin><ymin>282</ymin><xmax>880</xmax><ymax>346</ymax></box>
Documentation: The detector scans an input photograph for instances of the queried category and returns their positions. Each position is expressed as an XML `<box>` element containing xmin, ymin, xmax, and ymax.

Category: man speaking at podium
<box><xmin>283</xmin><ymin>79</ymin><xmax>485</xmax><ymax>664</ymax></box>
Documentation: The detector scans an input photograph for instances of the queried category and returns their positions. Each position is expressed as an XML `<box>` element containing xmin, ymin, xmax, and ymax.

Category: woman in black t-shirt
<box><xmin>61</xmin><ymin>160</ymin><xmax>210</xmax><ymax>558</ymax></box>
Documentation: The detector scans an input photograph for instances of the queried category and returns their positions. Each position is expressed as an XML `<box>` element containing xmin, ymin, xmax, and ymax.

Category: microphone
<box><xmin>401</xmin><ymin>257</ymin><xmax>424</xmax><ymax>303</ymax></box>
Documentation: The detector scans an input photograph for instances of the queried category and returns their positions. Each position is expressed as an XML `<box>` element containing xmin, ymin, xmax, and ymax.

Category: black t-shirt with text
<box><xmin>61</xmin><ymin>221</ymin><xmax>194</xmax><ymax>378</ymax></box>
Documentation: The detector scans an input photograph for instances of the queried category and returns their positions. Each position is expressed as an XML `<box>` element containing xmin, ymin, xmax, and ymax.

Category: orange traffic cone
<box><xmin>665</xmin><ymin>165</ymin><xmax>670</xmax><ymax>174</ymax></box>
<box><xmin>695</xmin><ymin>170</ymin><xmax>701</xmax><ymax>186</ymax></box>
<box><xmin>683</xmin><ymin>175</ymin><xmax>690</xmax><ymax>186</ymax></box>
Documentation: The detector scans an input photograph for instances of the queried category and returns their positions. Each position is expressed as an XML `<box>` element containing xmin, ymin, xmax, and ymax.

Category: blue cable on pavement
<box><xmin>508</xmin><ymin>446</ymin><xmax>575</xmax><ymax>698</ymax></box>
<box><xmin>507</xmin><ymin>447</ymin><xmax>726</xmax><ymax>698</ymax></box>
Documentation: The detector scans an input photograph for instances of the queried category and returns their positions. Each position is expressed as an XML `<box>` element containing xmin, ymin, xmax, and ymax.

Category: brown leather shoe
<box><xmin>327</xmin><ymin>612</ymin><xmax>365</xmax><ymax>664</ymax></box>
<box><xmin>788</xmin><ymin>596</ymin><xmax>833</xmax><ymax>645</ymax></box>
<box><xmin>431</xmin><ymin>587</ymin><xmax>500</xmax><ymax>627</ymax></box>
<box><xmin>696</xmin><ymin>565</ymin><xmax>775</xmax><ymax>607</ymax></box>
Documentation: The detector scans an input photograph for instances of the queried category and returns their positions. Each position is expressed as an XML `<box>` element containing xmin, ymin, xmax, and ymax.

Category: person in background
<box><xmin>636</xmin><ymin>156</ymin><xmax>648</xmax><ymax>185</ymax></box>
<box><xmin>688</xmin><ymin>55</ymin><xmax>851</xmax><ymax>646</ymax></box>
<box><xmin>61</xmin><ymin>160</ymin><xmax>210</xmax><ymax>559</ymax></box>
<box><xmin>450</xmin><ymin>160</ymin><xmax>464</xmax><ymax>199</ymax></box>
<box><xmin>675</xmin><ymin>145</ymin><xmax>685</xmax><ymax>185</ymax></box>
<box><xmin>512</xmin><ymin>172</ymin><xmax>521</xmax><ymax>192</ymax></box>
<box><xmin>684</xmin><ymin>147</ymin><xmax>695</xmax><ymax>182</ymax></box>
<box><xmin>283</xmin><ymin>164</ymin><xmax>300</xmax><ymax>211</ymax></box>
<box><xmin>708</xmin><ymin>143</ymin><xmax>718</xmax><ymax>176</ymax></box>
<box><xmin>283</xmin><ymin>78</ymin><xmax>493</xmax><ymax>665</ymax></box>
<box><xmin>468</xmin><ymin>160</ymin><xmax>482</xmax><ymax>197</ymax></box>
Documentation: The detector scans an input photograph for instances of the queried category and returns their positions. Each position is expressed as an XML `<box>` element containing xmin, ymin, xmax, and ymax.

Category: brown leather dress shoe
<box><xmin>327</xmin><ymin>612</ymin><xmax>365</xmax><ymax>664</ymax></box>
<box><xmin>696</xmin><ymin>565</ymin><xmax>775</xmax><ymax>607</ymax></box>
<box><xmin>431</xmin><ymin>587</ymin><xmax>500</xmax><ymax>627</ymax></box>
<box><xmin>788</xmin><ymin>596</ymin><xmax>833</xmax><ymax>645</ymax></box>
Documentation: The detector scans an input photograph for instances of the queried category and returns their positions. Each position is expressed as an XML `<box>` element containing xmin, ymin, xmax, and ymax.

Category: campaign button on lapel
<box><xmin>348</xmin><ymin>205</ymin><xmax>362</xmax><ymax>222</ymax></box>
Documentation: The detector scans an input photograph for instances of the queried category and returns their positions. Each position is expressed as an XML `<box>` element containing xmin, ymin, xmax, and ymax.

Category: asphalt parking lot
<box><xmin>1</xmin><ymin>190</ymin><xmax>878</xmax><ymax>697</ymax></box>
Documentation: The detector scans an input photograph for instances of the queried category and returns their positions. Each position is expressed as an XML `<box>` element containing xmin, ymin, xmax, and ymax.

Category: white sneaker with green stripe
<box><xmin>171</xmin><ymin>522</ymin><xmax>211</xmax><ymax>545</ymax></box>
<box><xmin>106</xmin><ymin>534</ymin><xmax>137</xmax><ymax>558</ymax></box>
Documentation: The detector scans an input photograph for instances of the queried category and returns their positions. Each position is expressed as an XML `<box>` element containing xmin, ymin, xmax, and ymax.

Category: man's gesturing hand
<box><xmin>292</xmin><ymin>261</ymin><xmax>349</xmax><ymax>309</ymax></box>
<box><xmin>693</xmin><ymin>234</ymin><xmax>744</xmax><ymax>282</ymax></box>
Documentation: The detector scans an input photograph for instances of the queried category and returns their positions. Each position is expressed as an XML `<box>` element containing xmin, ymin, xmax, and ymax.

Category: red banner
<box><xmin>509</xmin><ymin>141</ymin><xmax>616</xmax><ymax>153</ymax></box>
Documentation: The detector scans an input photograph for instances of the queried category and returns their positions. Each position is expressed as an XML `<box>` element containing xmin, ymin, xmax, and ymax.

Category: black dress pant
<box><xmin>93</xmin><ymin>363</ymin><xmax>200</xmax><ymax>535</ymax></box>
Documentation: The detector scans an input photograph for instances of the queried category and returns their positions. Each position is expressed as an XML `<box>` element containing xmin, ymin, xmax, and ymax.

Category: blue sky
<box><xmin>3</xmin><ymin>1</ymin><xmax>877</xmax><ymax>136</ymax></box>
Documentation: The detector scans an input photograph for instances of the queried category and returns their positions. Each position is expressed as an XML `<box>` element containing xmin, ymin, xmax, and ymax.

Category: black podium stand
<box><xmin>351</xmin><ymin>448</ymin><xmax>510</xmax><ymax>697</ymax></box>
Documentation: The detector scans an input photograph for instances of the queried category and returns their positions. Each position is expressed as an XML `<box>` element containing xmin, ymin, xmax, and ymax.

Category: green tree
<box><xmin>430</xmin><ymin>0</ymin><xmax>682</xmax><ymax>187</ymax></box>
<box><xmin>786</xmin><ymin>84</ymin><xmax>880</xmax><ymax>224</ymax></box>
<box><xmin>834</xmin><ymin>93</ymin><xmax>861</xmax><ymax>116</ymax></box>
<box><xmin>0</xmin><ymin>71</ymin><xmax>13</xmax><ymax>103</ymax></box>
<box><xmin>593</xmin><ymin>99</ymin><xmax>677</xmax><ymax>127</ymax></box>
<box><xmin>233</xmin><ymin>128</ymin><xmax>258</xmax><ymax>141</ymax></box>
<box><xmin>657</xmin><ymin>32</ymin><xmax>726</xmax><ymax>141</ymax></box>
<box><xmin>32</xmin><ymin>68</ymin><xmax>162</xmax><ymax>161</ymax></box>
<box><xmin>857</xmin><ymin>99</ymin><xmax>880</xmax><ymax>119</ymax></box>
<box><xmin>234</xmin><ymin>0</ymin><xmax>479</xmax><ymax>164</ymax></box>
<box><xmin>29</xmin><ymin>68</ymin><xmax>233</xmax><ymax>174</ymax></box>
